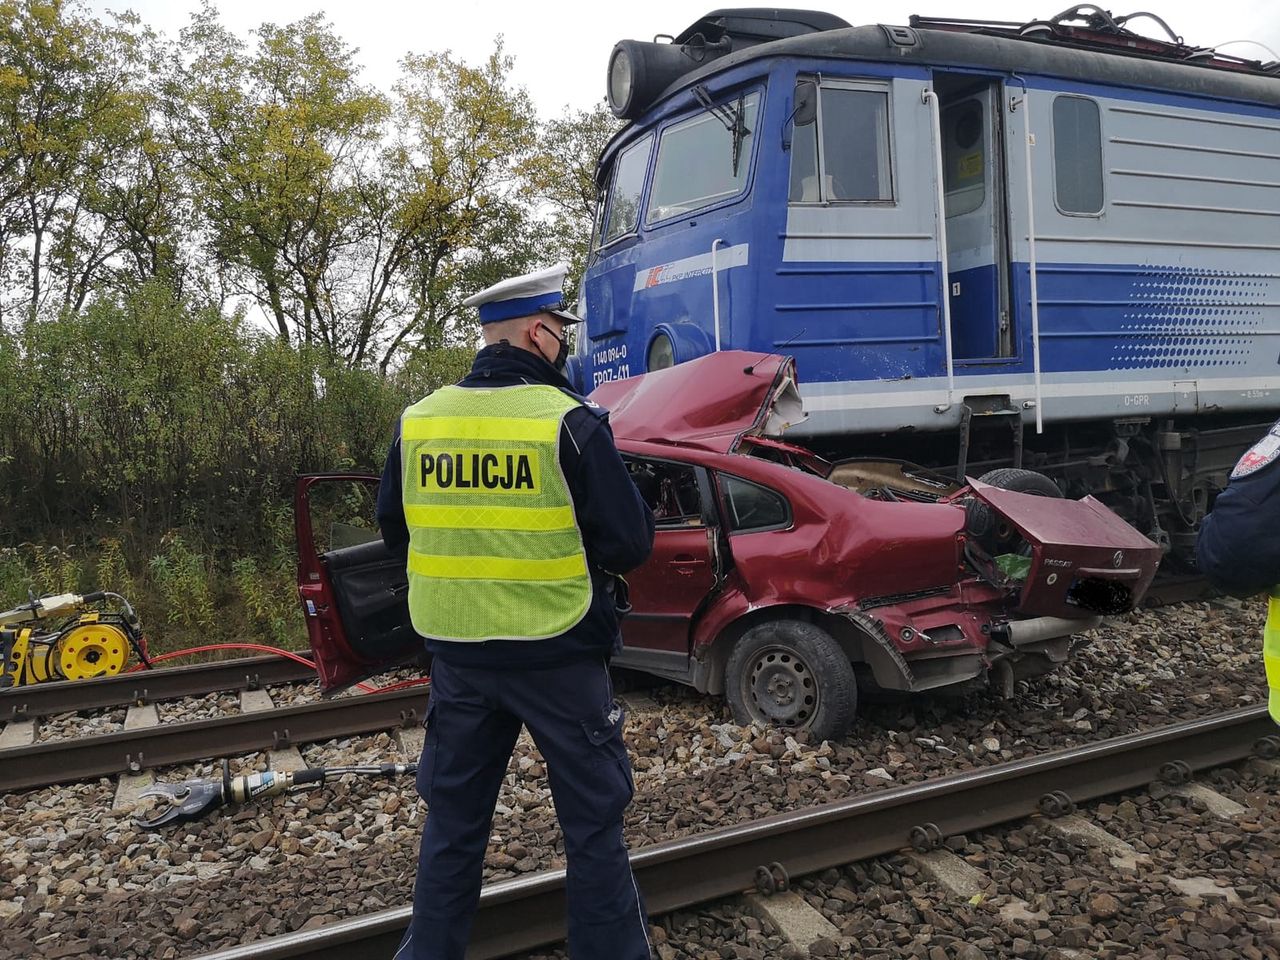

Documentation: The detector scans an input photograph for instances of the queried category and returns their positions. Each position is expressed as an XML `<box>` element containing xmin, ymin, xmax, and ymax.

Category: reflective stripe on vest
<box><xmin>400</xmin><ymin>384</ymin><xmax>591</xmax><ymax>642</ymax></box>
<box><xmin>1266</xmin><ymin>590</ymin><xmax>1280</xmax><ymax>725</ymax></box>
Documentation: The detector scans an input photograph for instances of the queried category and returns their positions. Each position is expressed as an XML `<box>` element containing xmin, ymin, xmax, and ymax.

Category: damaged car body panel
<box><xmin>599</xmin><ymin>352</ymin><xmax>1160</xmax><ymax>733</ymax></box>
<box><xmin>296</xmin><ymin>351</ymin><xmax>1160</xmax><ymax>737</ymax></box>
<box><xmin>594</xmin><ymin>352</ymin><xmax>806</xmax><ymax>454</ymax></box>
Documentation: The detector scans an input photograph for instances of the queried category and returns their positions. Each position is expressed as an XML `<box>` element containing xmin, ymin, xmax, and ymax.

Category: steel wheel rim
<box><xmin>744</xmin><ymin>643</ymin><xmax>818</xmax><ymax>727</ymax></box>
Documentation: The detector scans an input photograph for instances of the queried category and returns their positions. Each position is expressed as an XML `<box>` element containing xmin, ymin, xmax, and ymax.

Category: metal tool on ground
<box><xmin>0</xmin><ymin>590</ymin><xmax>149</xmax><ymax>688</ymax></box>
<box><xmin>137</xmin><ymin>757</ymin><xmax>417</xmax><ymax>828</ymax></box>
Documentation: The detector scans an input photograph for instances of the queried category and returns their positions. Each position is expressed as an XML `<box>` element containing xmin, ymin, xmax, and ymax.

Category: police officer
<box><xmin>376</xmin><ymin>263</ymin><xmax>656</xmax><ymax>960</ymax></box>
<box><xmin>1196</xmin><ymin>417</ymin><xmax>1280</xmax><ymax>725</ymax></box>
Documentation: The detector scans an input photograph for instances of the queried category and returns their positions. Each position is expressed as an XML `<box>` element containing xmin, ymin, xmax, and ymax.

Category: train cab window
<box><xmin>790</xmin><ymin>82</ymin><xmax>892</xmax><ymax>203</ymax></box>
<box><xmin>646</xmin><ymin>91</ymin><xmax>760</xmax><ymax>224</ymax></box>
<box><xmin>943</xmin><ymin>99</ymin><xmax>986</xmax><ymax>217</ymax></box>
<box><xmin>589</xmin><ymin>191</ymin><xmax>606</xmax><ymax>256</ymax></box>
<box><xmin>602</xmin><ymin>134</ymin><xmax>653</xmax><ymax>244</ymax></box>
<box><xmin>1053</xmin><ymin>96</ymin><xmax>1104</xmax><ymax>215</ymax></box>
<box><xmin>719</xmin><ymin>474</ymin><xmax>789</xmax><ymax>532</ymax></box>
<box><xmin>626</xmin><ymin>458</ymin><xmax>703</xmax><ymax>526</ymax></box>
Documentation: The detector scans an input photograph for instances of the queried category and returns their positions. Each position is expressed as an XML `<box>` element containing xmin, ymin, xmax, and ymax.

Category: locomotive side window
<box><xmin>789</xmin><ymin>81</ymin><xmax>893</xmax><ymax>203</ymax></box>
<box><xmin>603</xmin><ymin>134</ymin><xmax>653</xmax><ymax>244</ymax></box>
<box><xmin>1052</xmin><ymin>96</ymin><xmax>1104</xmax><ymax>215</ymax></box>
<box><xmin>647</xmin><ymin>91</ymin><xmax>760</xmax><ymax>224</ymax></box>
<box><xmin>789</xmin><ymin>107</ymin><xmax>819</xmax><ymax>202</ymax></box>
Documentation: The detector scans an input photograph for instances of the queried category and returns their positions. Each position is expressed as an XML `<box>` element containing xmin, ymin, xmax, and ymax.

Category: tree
<box><xmin>371</xmin><ymin>43</ymin><xmax>541</xmax><ymax>371</ymax></box>
<box><xmin>0</xmin><ymin>0</ymin><xmax>146</xmax><ymax>325</ymax></box>
<box><xmin>522</xmin><ymin>101</ymin><xmax>619</xmax><ymax>301</ymax></box>
<box><xmin>165</xmin><ymin>5</ymin><xmax>388</xmax><ymax>351</ymax></box>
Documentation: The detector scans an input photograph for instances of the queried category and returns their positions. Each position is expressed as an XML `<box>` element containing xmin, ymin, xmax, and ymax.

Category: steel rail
<box><xmin>192</xmin><ymin>705</ymin><xmax>1277</xmax><ymax>960</ymax></box>
<box><xmin>0</xmin><ymin>686</ymin><xmax>428</xmax><ymax>791</ymax></box>
<box><xmin>0</xmin><ymin>654</ymin><xmax>318</xmax><ymax>721</ymax></box>
<box><xmin>1142</xmin><ymin>573</ymin><xmax>1213</xmax><ymax>608</ymax></box>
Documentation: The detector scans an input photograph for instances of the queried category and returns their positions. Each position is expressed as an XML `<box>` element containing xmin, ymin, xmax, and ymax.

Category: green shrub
<box><xmin>32</xmin><ymin>547</ymin><xmax>83</xmax><ymax>595</ymax></box>
<box><xmin>148</xmin><ymin>534</ymin><xmax>216</xmax><ymax>630</ymax></box>
<box><xmin>0</xmin><ymin>548</ymin><xmax>34</xmax><ymax>610</ymax></box>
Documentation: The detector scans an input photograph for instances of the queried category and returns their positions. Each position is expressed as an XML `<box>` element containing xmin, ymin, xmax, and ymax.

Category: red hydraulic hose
<box><xmin>126</xmin><ymin>642</ymin><xmax>319</xmax><ymax>672</ymax></box>
<box><xmin>124</xmin><ymin>642</ymin><xmax>428</xmax><ymax>694</ymax></box>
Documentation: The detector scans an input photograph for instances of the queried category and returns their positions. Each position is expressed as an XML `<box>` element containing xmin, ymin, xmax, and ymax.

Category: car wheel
<box><xmin>977</xmin><ymin>467</ymin><xmax>1063</xmax><ymax>498</ymax></box>
<box><xmin>966</xmin><ymin>468</ymin><xmax>1063</xmax><ymax>550</ymax></box>
<box><xmin>725</xmin><ymin>619</ymin><xmax>857</xmax><ymax>741</ymax></box>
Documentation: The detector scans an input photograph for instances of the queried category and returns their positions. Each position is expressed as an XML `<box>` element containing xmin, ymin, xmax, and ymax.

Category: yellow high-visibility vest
<box><xmin>400</xmin><ymin>384</ymin><xmax>591</xmax><ymax>642</ymax></box>
<box><xmin>1266</xmin><ymin>589</ymin><xmax>1280</xmax><ymax>725</ymax></box>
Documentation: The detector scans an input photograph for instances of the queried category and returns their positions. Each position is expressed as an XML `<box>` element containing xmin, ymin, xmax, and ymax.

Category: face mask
<box><xmin>535</xmin><ymin>321</ymin><xmax>570</xmax><ymax>372</ymax></box>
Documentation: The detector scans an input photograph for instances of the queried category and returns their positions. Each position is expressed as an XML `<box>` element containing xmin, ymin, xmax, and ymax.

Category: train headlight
<box><xmin>647</xmin><ymin>331</ymin><xmax>675</xmax><ymax>371</ymax></box>
<box><xmin>607</xmin><ymin>45</ymin><xmax>635</xmax><ymax>117</ymax></box>
<box><xmin>606</xmin><ymin>40</ymin><xmax>715</xmax><ymax>120</ymax></box>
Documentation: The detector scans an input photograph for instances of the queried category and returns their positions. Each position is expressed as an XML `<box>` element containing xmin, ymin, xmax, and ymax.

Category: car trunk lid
<box><xmin>967</xmin><ymin>478</ymin><xmax>1162</xmax><ymax>619</ymax></box>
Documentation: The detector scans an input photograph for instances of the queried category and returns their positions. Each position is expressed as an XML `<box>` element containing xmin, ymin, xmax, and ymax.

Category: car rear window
<box><xmin>720</xmin><ymin>475</ymin><xmax>788</xmax><ymax>531</ymax></box>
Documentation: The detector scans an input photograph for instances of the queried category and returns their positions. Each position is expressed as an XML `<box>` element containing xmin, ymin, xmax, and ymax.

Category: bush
<box><xmin>0</xmin><ymin>283</ymin><xmax>423</xmax><ymax>552</ymax></box>
<box><xmin>0</xmin><ymin>283</ymin><xmax>473</xmax><ymax>653</ymax></box>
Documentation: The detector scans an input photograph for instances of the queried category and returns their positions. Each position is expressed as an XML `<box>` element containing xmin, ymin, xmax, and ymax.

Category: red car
<box><xmin>296</xmin><ymin>352</ymin><xmax>1160</xmax><ymax>739</ymax></box>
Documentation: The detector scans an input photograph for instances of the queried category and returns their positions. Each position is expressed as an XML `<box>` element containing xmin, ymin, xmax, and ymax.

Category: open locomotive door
<box><xmin>294</xmin><ymin>474</ymin><xmax>422</xmax><ymax>692</ymax></box>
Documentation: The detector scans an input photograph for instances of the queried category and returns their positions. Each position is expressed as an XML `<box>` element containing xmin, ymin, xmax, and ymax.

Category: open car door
<box><xmin>294</xmin><ymin>474</ymin><xmax>421</xmax><ymax>692</ymax></box>
<box><xmin>614</xmin><ymin>456</ymin><xmax>721</xmax><ymax>683</ymax></box>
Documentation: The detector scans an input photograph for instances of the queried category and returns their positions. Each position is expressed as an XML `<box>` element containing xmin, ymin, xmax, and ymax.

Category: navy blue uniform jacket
<box><xmin>376</xmin><ymin>343</ymin><xmax>656</xmax><ymax>668</ymax></box>
<box><xmin>1197</xmin><ymin>417</ymin><xmax>1280</xmax><ymax>595</ymax></box>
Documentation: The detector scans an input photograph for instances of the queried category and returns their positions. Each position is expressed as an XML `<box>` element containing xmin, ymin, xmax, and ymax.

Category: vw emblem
<box><xmin>1112</xmin><ymin>550</ymin><xmax>1124</xmax><ymax>568</ymax></box>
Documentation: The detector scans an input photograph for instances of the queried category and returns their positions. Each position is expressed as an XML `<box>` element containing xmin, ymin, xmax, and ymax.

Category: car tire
<box><xmin>725</xmin><ymin>619</ymin><xmax>857</xmax><ymax>741</ymax></box>
<box><xmin>976</xmin><ymin>467</ymin><xmax>1063</xmax><ymax>498</ymax></box>
<box><xmin>966</xmin><ymin>468</ymin><xmax>1063</xmax><ymax>548</ymax></box>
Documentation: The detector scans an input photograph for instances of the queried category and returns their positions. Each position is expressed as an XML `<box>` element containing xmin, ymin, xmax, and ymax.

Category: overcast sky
<box><xmin>88</xmin><ymin>1</ymin><xmax>1280</xmax><ymax>118</ymax></box>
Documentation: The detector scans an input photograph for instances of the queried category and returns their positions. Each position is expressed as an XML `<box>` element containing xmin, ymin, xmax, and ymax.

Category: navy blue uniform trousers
<box><xmin>393</xmin><ymin>656</ymin><xmax>652</xmax><ymax>960</ymax></box>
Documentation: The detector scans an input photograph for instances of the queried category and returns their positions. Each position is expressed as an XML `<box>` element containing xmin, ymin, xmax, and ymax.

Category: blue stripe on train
<box><xmin>581</xmin><ymin>259</ymin><xmax>1272</xmax><ymax>389</ymax></box>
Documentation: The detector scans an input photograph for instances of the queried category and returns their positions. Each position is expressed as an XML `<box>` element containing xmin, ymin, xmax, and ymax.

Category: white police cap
<box><xmin>462</xmin><ymin>262</ymin><xmax>583</xmax><ymax>325</ymax></box>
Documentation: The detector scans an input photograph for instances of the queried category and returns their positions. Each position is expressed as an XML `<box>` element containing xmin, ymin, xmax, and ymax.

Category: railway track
<box><xmin>190</xmin><ymin>706</ymin><xmax>1279</xmax><ymax>960</ymax></box>
<box><xmin>0</xmin><ymin>683</ymin><xmax>427</xmax><ymax>791</ymax></box>
<box><xmin>0</xmin><ymin>653</ymin><xmax>318</xmax><ymax>721</ymax></box>
<box><xmin>0</xmin><ymin>599</ymin><xmax>1271</xmax><ymax>959</ymax></box>
<box><xmin>0</xmin><ymin>590</ymin><xmax>1265</xmax><ymax>959</ymax></box>
<box><xmin>1142</xmin><ymin>574</ymin><xmax>1216</xmax><ymax>609</ymax></box>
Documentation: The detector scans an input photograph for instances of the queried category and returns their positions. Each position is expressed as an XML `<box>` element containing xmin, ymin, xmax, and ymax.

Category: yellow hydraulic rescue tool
<box><xmin>0</xmin><ymin>591</ymin><xmax>146</xmax><ymax>687</ymax></box>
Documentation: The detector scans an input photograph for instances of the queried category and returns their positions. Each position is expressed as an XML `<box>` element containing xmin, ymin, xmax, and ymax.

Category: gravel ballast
<box><xmin>0</xmin><ymin>600</ymin><xmax>1274</xmax><ymax>958</ymax></box>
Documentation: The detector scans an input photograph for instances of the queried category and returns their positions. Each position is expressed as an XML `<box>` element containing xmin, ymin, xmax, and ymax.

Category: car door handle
<box><xmin>669</xmin><ymin>554</ymin><xmax>707</xmax><ymax>572</ymax></box>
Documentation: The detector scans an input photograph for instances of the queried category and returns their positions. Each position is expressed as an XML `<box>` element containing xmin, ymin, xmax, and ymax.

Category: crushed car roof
<box><xmin>589</xmin><ymin>351</ymin><xmax>807</xmax><ymax>454</ymax></box>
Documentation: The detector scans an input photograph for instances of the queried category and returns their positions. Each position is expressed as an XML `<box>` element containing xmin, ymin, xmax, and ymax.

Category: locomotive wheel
<box><xmin>966</xmin><ymin>468</ymin><xmax>1063</xmax><ymax>550</ymax></box>
<box><xmin>725</xmin><ymin>619</ymin><xmax>857</xmax><ymax>741</ymax></box>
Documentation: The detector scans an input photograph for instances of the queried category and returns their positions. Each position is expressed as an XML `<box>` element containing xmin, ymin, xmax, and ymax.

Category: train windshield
<box><xmin>647</xmin><ymin>90</ymin><xmax>760</xmax><ymax>224</ymax></box>
<box><xmin>601</xmin><ymin>133</ymin><xmax>653</xmax><ymax>245</ymax></box>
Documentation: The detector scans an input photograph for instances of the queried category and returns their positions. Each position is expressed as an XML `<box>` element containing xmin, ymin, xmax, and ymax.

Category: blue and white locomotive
<box><xmin>574</xmin><ymin>6</ymin><xmax>1280</xmax><ymax>560</ymax></box>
